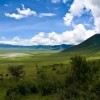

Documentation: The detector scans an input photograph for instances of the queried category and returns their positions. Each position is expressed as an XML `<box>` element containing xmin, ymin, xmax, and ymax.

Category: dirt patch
<box><xmin>0</xmin><ymin>53</ymin><xmax>29</xmax><ymax>58</ymax></box>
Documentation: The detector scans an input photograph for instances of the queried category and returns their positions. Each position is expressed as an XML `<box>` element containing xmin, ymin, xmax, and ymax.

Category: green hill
<box><xmin>62</xmin><ymin>34</ymin><xmax>100</xmax><ymax>53</ymax></box>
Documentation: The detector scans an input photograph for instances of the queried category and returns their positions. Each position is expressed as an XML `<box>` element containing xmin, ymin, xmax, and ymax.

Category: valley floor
<box><xmin>0</xmin><ymin>50</ymin><xmax>100</xmax><ymax>100</ymax></box>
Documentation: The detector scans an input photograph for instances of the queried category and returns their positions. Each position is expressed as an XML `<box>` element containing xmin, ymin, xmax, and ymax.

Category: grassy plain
<box><xmin>0</xmin><ymin>50</ymin><xmax>100</xmax><ymax>100</ymax></box>
<box><xmin>0</xmin><ymin>49</ymin><xmax>100</xmax><ymax>79</ymax></box>
<box><xmin>0</xmin><ymin>50</ymin><xmax>66</xmax><ymax>100</ymax></box>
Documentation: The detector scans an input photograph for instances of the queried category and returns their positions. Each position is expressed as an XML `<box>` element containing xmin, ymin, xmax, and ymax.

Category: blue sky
<box><xmin>0</xmin><ymin>0</ymin><xmax>99</xmax><ymax>45</ymax></box>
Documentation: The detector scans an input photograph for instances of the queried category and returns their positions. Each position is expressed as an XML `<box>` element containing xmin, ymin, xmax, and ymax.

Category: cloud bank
<box><xmin>0</xmin><ymin>24</ymin><xmax>95</xmax><ymax>46</ymax></box>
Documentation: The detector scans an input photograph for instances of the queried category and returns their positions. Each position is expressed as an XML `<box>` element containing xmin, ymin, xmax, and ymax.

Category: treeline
<box><xmin>0</xmin><ymin>56</ymin><xmax>100</xmax><ymax>100</ymax></box>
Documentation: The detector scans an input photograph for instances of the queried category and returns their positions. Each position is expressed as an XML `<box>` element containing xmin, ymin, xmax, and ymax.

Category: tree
<box><xmin>70</xmin><ymin>55</ymin><xmax>90</xmax><ymax>84</ymax></box>
<box><xmin>8</xmin><ymin>65</ymin><xmax>25</xmax><ymax>79</ymax></box>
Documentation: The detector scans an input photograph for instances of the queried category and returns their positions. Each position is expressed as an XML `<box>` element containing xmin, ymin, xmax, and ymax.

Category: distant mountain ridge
<box><xmin>0</xmin><ymin>44</ymin><xmax>73</xmax><ymax>51</ymax></box>
<box><xmin>62</xmin><ymin>34</ymin><xmax>100</xmax><ymax>52</ymax></box>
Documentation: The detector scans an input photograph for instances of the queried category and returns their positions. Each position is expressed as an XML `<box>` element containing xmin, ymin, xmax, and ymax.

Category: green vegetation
<box><xmin>0</xmin><ymin>55</ymin><xmax>100</xmax><ymax>100</ymax></box>
<box><xmin>8</xmin><ymin>65</ymin><xmax>25</xmax><ymax>79</ymax></box>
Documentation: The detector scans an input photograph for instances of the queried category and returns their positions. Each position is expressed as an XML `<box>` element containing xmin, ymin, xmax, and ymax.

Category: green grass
<box><xmin>0</xmin><ymin>49</ymin><xmax>100</xmax><ymax>75</ymax></box>
<box><xmin>0</xmin><ymin>50</ymin><xmax>100</xmax><ymax>100</ymax></box>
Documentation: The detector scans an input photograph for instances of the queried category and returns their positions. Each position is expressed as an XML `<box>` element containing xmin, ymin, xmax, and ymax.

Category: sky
<box><xmin>0</xmin><ymin>0</ymin><xmax>100</xmax><ymax>45</ymax></box>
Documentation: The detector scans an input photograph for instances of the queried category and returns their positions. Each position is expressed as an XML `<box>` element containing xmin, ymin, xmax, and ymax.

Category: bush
<box><xmin>5</xmin><ymin>92</ymin><xmax>20</xmax><ymax>100</ymax></box>
<box><xmin>91</xmin><ymin>80</ymin><xmax>100</xmax><ymax>98</ymax></box>
<box><xmin>0</xmin><ymin>74</ymin><xmax>3</xmax><ymax>80</ymax></box>
<box><xmin>8</xmin><ymin>65</ymin><xmax>25</xmax><ymax>79</ymax></box>
<box><xmin>59</xmin><ymin>87</ymin><xmax>79</xmax><ymax>100</ymax></box>
<box><xmin>70</xmin><ymin>55</ymin><xmax>91</xmax><ymax>84</ymax></box>
<box><xmin>37</xmin><ymin>65</ymin><xmax>66</xmax><ymax>96</ymax></box>
<box><xmin>59</xmin><ymin>56</ymin><xmax>100</xmax><ymax>100</ymax></box>
<box><xmin>37</xmin><ymin>70</ymin><xmax>56</xmax><ymax>95</ymax></box>
<box><xmin>6</xmin><ymin>81</ymin><xmax>38</xmax><ymax>98</ymax></box>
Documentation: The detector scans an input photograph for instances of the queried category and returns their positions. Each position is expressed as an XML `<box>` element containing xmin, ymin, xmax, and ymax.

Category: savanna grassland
<box><xmin>0</xmin><ymin>50</ymin><xmax>100</xmax><ymax>100</ymax></box>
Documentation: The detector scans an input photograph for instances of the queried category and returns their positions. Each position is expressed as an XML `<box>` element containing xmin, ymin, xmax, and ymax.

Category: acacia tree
<box><xmin>8</xmin><ymin>65</ymin><xmax>25</xmax><ymax>79</ymax></box>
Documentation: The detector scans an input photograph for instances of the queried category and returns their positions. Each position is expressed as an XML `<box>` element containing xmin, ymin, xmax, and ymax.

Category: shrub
<box><xmin>8</xmin><ymin>65</ymin><xmax>25</xmax><ymax>79</ymax></box>
<box><xmin>59</xmin><ymin>87</ymin><xmax>79</xmax><ymax>100</ymax></box>
<box><xmin>5</xmin><ymin>92</ymin><xmax>20</xmax><ymax>100</ymax></box>
<box><xmin>6</xmin><ymin>81</ymin><xmax>38</xmax><ymax>98</ymax></box>
<box><xmin>37</xmin><ymin>70</ymin><xmax>56</xmax><ymax>95</ymax></box>
<box><xmin>91</xmin><ymin>80</ymin><xmax>100</xmax><ymax>98</ymax></box>
<box><xmin>0</xmin><ymin>74</ymin><xmax>3</xmax><ymax>80</ymax></box>
<box><xmin>70</xmin><ymin>55</ymin><xmax>90</xmax><ymax>84</ymax></box>
<box><xmin>37</xmin><ymin>65</ymin><xmax>65</xmax><ymax>96</ymax></box>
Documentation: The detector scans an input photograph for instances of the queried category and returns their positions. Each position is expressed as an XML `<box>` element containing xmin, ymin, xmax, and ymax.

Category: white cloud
<box><xmin>5</xmin><ymin>13</ymin><xmax>24</xmax><ymax>20</ymax></box>
<box><xmin>39</xmin><ymin>13</ymin><xmax>56</xmax><ymax>17</ymax></box>
<box><xmin>51</xmin><ymin>0</ymin><xmax>61</xmax><ymax>3</ymax></box>
<box><xmin>63</xmin><ymin>0</ymin><xmax>100</xmax><ymax>33</ymax></box>
<box><xmin>60</xmin><ymin>24</ymin><xmax>95</xmax><ymax>44</ymax></box>
<box><xmin>63</xmin><ymin>13</ymin><xmax>73</xmax><ymax>26</ymax></box>
<box><xmin>63</xmin><ymin>0</ymin><xmax>85</xmax><ymax>26</ymax></box>
<box><xmin>0</xmin><ymin>24</ymin><xmax>95</xmax><ymax>46</ymax></box>
<box><xmin>63</xmin><ymin>0</ymin><xmax>68</xmax><ymax>3</ymax></box>
<box><xmin>84</xmin><ymin>0</ymin><xmax>100</xmax><ymax>33</ymax></box>
<box><xmin>5</xmin><ymin>4</ymin><xmax>37</xmax><ymax>20</ymax></box>
<box><xmin>12</xmin><ymin>36</ymin><xmax>21</xmax><ymax>42</ymax></box>
<box><xmin>69</xmin><ymin>0</ymin><xmax>85</xmax><ymax>17</ymax></box>
<box><xmin>51</xmin><ymin>0</ymin><xmax>68</xmax><ymax>3</ymax></box>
